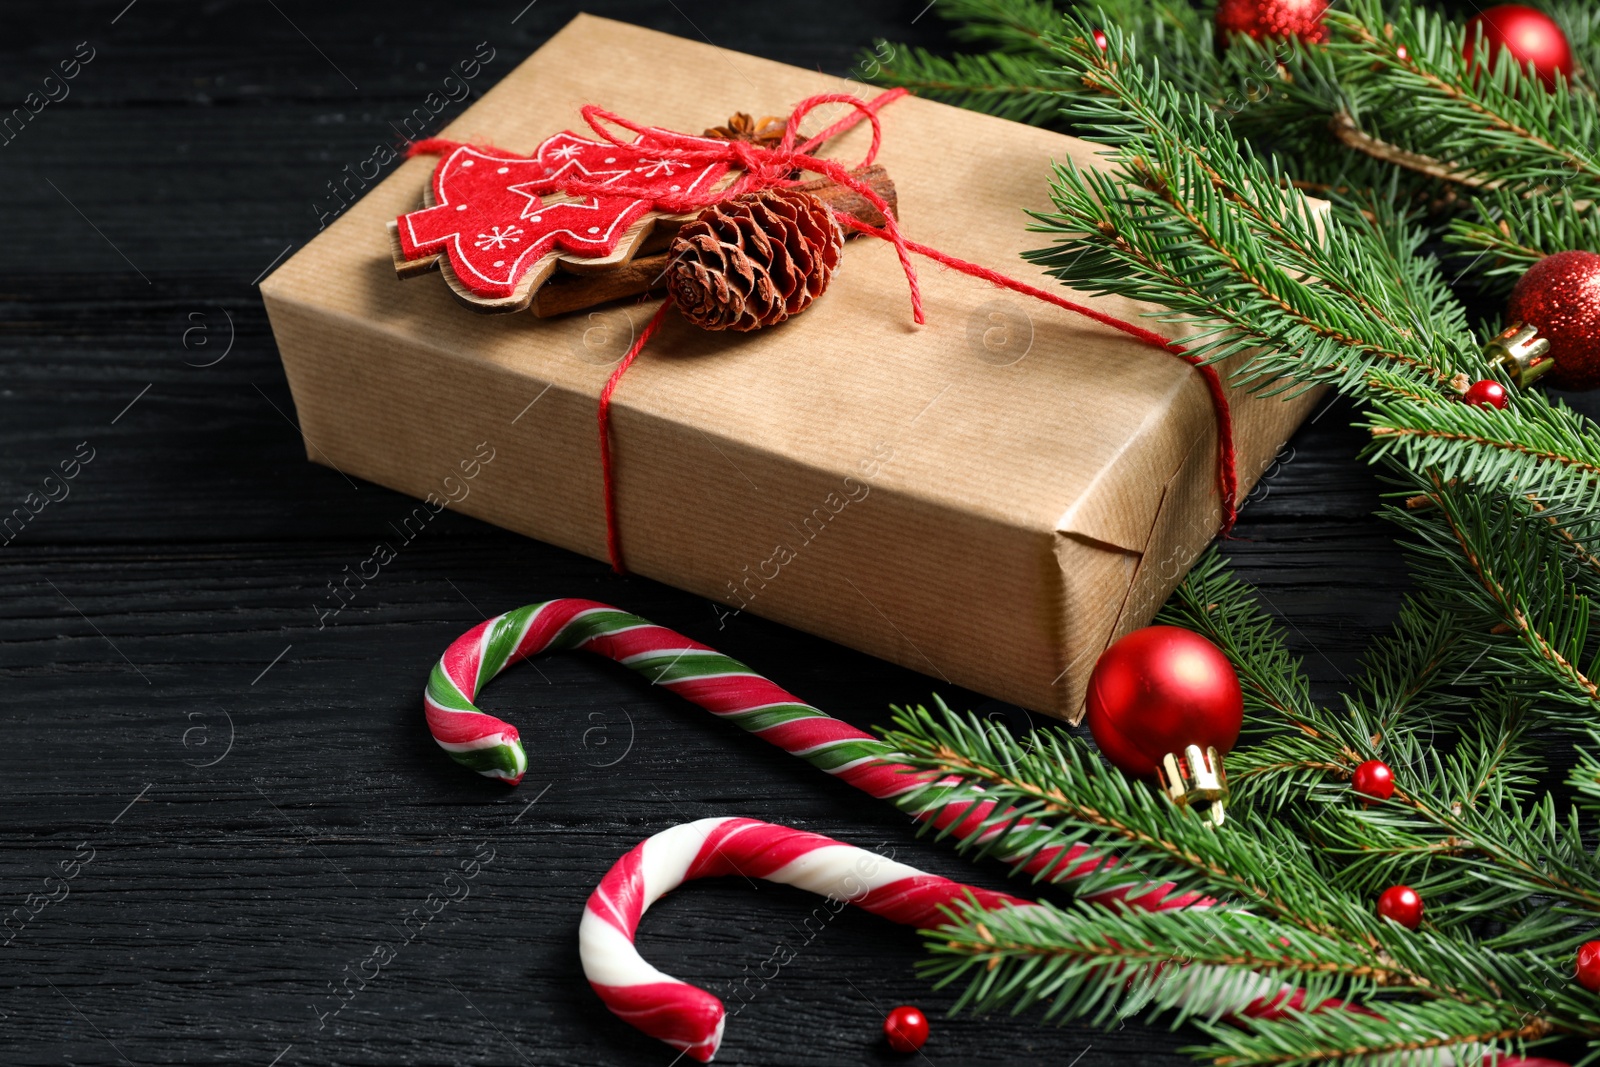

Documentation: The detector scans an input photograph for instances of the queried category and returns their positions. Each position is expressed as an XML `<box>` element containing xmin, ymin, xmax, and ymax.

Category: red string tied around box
<box><xmin>586</xmin><ymin>88</ymin><xmax>1240</xmax><ymax>572</ymax></box>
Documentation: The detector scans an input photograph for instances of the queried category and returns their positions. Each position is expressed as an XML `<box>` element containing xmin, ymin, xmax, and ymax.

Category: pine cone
<box><xmin>666</xmin><ymin>189</ymin><xmax>843</xmax><ymax>332</ymax></box>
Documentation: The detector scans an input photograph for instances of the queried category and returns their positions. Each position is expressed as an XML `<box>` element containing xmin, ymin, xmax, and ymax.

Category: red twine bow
<box><xmin>569</xmin><ymin>89</ymin><xmax>925</xmax><ymax>326</ymax></box>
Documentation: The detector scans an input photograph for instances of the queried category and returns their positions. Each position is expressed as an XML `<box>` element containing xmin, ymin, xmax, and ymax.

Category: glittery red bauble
<box><xmin>1507</xmin><ymin>251</ymin><xmax>1600</xmax><ymax>391</ymax></box>
<box><xmin>1377</xmin><ymin>885</ymin><xmax>1423</xmax><ymax>930</ymax></box>
<box><xmin>1086</xmin><ymin>626</ymin><xmax>1244</xmax><ymax>777</ymax></box>
<box><xmin>1462</xmin><ymin>380</ymin><xmax>1509</xmax><ymax>409</ymax></box>
<box><xmin>883</xmin><ymin>1005</ymin><xmax>929</xmax><ymax>1053</ymax></box>
<box><xmin>1465</xmin><ymin>5</ymin><xmax>1573</xmax><ymax>90</ymax></box>
<box><xmin>1578</xmin><ymin>942</ymin><xmax>1600</xmax><ymax>991</ymax></box>
<box><xmin>1216</xmin><ymin>0</ymin><xmax>1329</xmax><ymax>43</ymax></box>
<box><xmin>1351</xmin><ymin>759</ymin><xmax>1395</xmax><ymax>800</ymax></box>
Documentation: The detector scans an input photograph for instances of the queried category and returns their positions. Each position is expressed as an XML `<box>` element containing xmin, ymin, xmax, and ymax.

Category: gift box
<box><xmin>261</xmin><ymin>14</ymin><xmax>1321</xmax><ymax>721</ymax></box>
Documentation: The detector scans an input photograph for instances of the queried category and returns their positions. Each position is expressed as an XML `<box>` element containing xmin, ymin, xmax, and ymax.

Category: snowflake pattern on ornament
<box><xmin>395</xmin><ymin>129</ymin><xmax>730</xmax><ymax>302</ymax></box>
<box><xmin>635</xmin><ymin>157</ymin><xmax>688</xmax><ymax>178</ymax></box>
<box><xmin>474</xmin><ymin>225</ymin><xmax>523</xmax><ymax>250</ymax></box>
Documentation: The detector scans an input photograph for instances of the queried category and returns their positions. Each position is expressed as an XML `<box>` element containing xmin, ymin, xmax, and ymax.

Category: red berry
<box><xmin>1463</xmin><ymin>380</ymin><xmax>1509</xmax><ymax>409</ymax></box>
<box><xmin>1578</xmin><ymin>941</ymin><xmax>1600</xmax><ymax>991</ymax></box>
<box><xmin>1396</xmin><ymin>44</ymin><xmax>1410</xmax><ymax>62</ymax></box>
<box><xmin>1377</xmin><ymin>885</ymin><xmax>1423</xmax><ymax>930</ymax></box>
<box><xmin>884</xmin><ymin>1005</ymin><xmax>929</xmax><ymax>1053</ymax></box>
<box><xmin>1092</xmin><ymin>28</ymin><xmax>1109</xmax><ymax>51</ymax></box>
<box><xmin>1351</xmin><ymin>759</ymin><xmax>1395</xmax><ymax>801</ymax></box>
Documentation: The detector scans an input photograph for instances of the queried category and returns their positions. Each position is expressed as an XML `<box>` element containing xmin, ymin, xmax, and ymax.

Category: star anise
<box><xmin>702</xmin><ymin>112</ymin><xmax>789</xmax><ymax>147</ymax></box>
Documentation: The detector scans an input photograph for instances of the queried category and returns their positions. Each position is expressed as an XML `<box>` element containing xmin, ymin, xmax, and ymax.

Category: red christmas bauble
<box><xmin>883</xmin><ymin>1005</ymin><xmax>929</xmax><ymax>1053</ymax></box>
<box><xmin>1465</xmin><ymin>5</ymin><xmax>1572</xmax><ymax>90</ymax></box>
<box><xmin>1507</xmin><ymin>251</ymin><xmax>1600</xmax><ymax>391</ymax></box>
<box><xmin>1086</xmin><ymin>626</ymin><xmax>1243</xmax><ymax>778</ymax></box>
<box><xmin>1578</xmin><ymin>941</ymin><xmax>1600</xmax><ymax>991</ymax></box>
<box><xmin>1216</xmin><ymin>0</ymin><xmax>1329</xmax><ymax>43</ymax></box>
<box><xmin>1351</xmin><ymin>759</ymin><xmax>1395</xmax><ymax>800</ymax></box>
<box><xmin>1092</xmin><ymin>27</ymin><xmax>1109</xmax><ymax>51</ymax></box>
<box><xmin>1377</xmin><ymin>885</ymin><xmax>1424</xmax><ymax>929</ymax></box>
<box><xmin>1462</xmin><ymin>380</ymin><xmax>1509</xmax><ymax>409</ymax></box>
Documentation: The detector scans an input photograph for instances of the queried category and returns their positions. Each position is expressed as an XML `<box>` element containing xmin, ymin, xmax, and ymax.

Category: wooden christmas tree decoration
<box><xmin>388</xmin><ymin>114</ymin><xmax>895</xmax><ymax>317</ymax></box>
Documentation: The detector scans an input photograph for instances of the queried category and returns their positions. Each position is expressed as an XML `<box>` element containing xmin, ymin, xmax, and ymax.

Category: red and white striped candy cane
<box><xmin>580</xmin><ymin>817</ymin><xmax>1028</xmax><ymax>1062</ymax></box>
<box><xmin>581</xmin><ymin>821</ymin><xmax>1574</xmax><ymax>1067</ymax></box>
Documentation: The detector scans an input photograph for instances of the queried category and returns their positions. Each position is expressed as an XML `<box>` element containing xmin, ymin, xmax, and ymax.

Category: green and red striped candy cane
<box><xmin>425</xmin><ymin>599</ymin><xmax>1208</xmax><ymax>906</ymax></box>
<box><xmin>427</xmin><ymin>598</ymin><xmax>921</xmax><ymax>799</ymax></box>
<box><xmin>429</xmin><ymin>599</ymin><xmax>1225</xmax><ymax>918</ymax></box>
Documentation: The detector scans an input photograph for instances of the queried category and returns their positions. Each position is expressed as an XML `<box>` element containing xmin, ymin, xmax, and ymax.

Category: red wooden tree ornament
<box><xmin>390</xmin><ymin>130</ymin><xmax>731</xmax><ymax>312</ymax></box>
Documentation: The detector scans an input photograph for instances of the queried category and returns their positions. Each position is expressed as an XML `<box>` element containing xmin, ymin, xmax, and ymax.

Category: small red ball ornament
<box><xmin>1377</xmin><ymin>885</ymin><xmax>1424</xmax><ymax>929</ymax></box>
<box><xmin>1577</xmin><ymin>942</ymin><xmax>1600</xmax><ymax>991</ymax></box>
<box><xmin>1093</xmin><ymin>27</ymin><xmax>1109</xmax><ymax>51</ymax></box>
<box><xmin>884</xmin><ymin>1005</ymin><xmax>929</xmax><ymax>1053</ymax></box>
<box><xmin>1351</xmin><ymin>759</ymin><xmax>1395</xmax><ymax>801</ymax></box>
<box><xmin>1498</xmin><ymin>251</ymin><xmax>1600</xmax><ymax>391</ymax></box>
<box><xmin>1086</xmin><ymin>626</ymin><xmax>1244</xmax><ymax>826</ymax></box>
<box><xmin>1216</xmin><ymin>0</ymin><xmax>1329</xmax><ymax>43</ymax></box>
<box><xmin>1465</xmin><ymin>5</ymin><xmax>1573</xmax><ymax>90</ymax></box>
<box><xmin>1462</xmin><ymin>380</ymin><xmax>1509</xmax><ymax>410</ymax></box>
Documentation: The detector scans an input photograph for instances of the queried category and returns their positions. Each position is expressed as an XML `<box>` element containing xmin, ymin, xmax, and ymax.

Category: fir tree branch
<box><xmin>921</xmin><ymin>0</ymin><xmax>1064</xmax><ymax>53</ymax></box>
<box><xmin>1025</xmin><ymin>20</ymin><xmax>1468</xmax><ymax>394</ymax></box>
<box><xmin>869</xmin><ymin>45</ymin><xmax>1073</xmax><ymax>126</ymax></box>
<box><xmin>1447</xmin><ymin>189</ymin><xmax>1600</xmax><ymax>293</ymax></box>
<box><xmin>1196</xmin><ymin>1000</ymin><xmax>1557</xmax><ymax>1067</ymax></box>
<box><xmin>1330</xmin><ymin>1</ymin><xmax>1600</xmax><ymax>200</ymax></box>
<box><xmin>885</xmin><ymin>706</ymin><xmax>1593</xmax><ymax>1011</ymax></box>
<box><xmin>923</xmin><ymin>902</ymin><xmax>1411</xmax><ymax>1022</ymax></box>
<box><xmin>883</xmin><ymin>703</ymin><xmax>1375</xmax><ymax>944</ymax></box>
<box><xmin>1328</xmin><ymin>110</ymin><xmax>1490</xmax><ymax>189</ymax></box>
<box><xmin>1407</xmin><ymin>478</ymin><xmax>1600</xmax><ymax>712</ymax></box>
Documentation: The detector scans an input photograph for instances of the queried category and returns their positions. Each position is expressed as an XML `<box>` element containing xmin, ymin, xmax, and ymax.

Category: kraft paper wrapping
<box><xmin>262</xmin><ymin>14</ymin><xmax>1321</xmax><ymax>720</ymax></box>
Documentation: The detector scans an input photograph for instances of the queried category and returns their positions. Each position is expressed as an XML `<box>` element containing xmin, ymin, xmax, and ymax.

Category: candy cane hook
<box><xmin>425</xmin><ymin>598</ymin><xmax>909</xmax><ymax>793</ymax></box>
<box><xmin>580</xmin><ymin>818</ymin><xmax>1359</xmax><ymax>1062</ymax></box>
<box><xmin>579</xmin><ymin>817</ymin><xmax>1027</xmax><ymax>1062</ymax></box>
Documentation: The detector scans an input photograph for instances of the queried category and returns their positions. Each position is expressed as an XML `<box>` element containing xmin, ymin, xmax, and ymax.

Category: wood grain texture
<box><xmin>0</xmin><ymin>1</ymin><xmax>1591</xmax><ymax>1065</ymax></box>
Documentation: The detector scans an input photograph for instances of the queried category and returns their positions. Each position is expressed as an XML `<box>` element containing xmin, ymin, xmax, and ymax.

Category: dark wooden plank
<box><xmin>1</xmin><ymin>2</ymin><xmax>1584</xmax><ymax>1065</ymax></box>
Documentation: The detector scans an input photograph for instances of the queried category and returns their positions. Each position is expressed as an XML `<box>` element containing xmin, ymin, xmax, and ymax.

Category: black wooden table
<box><xmin>1</xmin><ymin>2</ymin><xmax>1574</xmax><ymax>1065</ymax></box>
